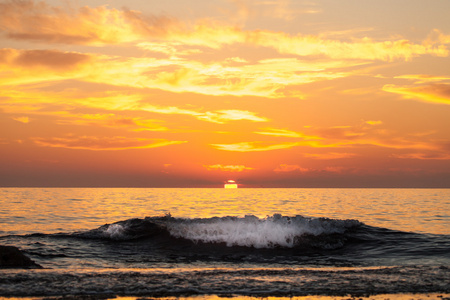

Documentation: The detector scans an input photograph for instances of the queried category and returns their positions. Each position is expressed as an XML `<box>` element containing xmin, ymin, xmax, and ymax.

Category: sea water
<box><xmin>0</xmin><ymin>188</ymin><xmax>449</xmax><ymax>299</ymax></box>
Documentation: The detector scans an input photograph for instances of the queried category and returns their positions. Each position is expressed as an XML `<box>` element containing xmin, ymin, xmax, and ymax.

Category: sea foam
<box><xmin>166</xmin><ymin>214</ymin><xmax>360</xmax><ymax>248</ymax></box>
<box><xmin>84</xmin><ymin>214</ymin><xmax>361</xmax><ymax>248</ymax></box>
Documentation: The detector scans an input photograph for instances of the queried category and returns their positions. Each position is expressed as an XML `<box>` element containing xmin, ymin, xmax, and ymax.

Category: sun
<box><xmin>224</xmin><ymin>180</ymin><xmax>238</xmax><ymax>189</ymax></box>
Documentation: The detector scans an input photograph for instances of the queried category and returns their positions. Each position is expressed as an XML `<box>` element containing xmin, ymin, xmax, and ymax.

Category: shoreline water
<box><xmin>1</xmin><ymin>294</ymin><xmax>450</xmax><ymax>300</ymax></box>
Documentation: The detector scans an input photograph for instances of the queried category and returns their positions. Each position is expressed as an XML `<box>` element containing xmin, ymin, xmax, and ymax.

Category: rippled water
<box><xmin>1</xmin><ymin>188</ymin><xmax>449</xmax><ymax>235</ymax></box>
<box><xmin>0</xmin><ymin>188</ymin><xmax>449</xmax><ymax>299</ymax></box>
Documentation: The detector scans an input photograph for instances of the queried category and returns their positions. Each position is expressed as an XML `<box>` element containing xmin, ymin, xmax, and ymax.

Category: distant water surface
<box><xmin>0</xmin><ymin>188</ymin><xmax>448</xmax><ymax>235</ymax></box>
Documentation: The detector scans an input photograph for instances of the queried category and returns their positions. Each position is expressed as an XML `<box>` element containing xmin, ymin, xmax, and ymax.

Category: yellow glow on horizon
<box><xmin>224</xmin><ymin>180</ymin><xmax>238</xmax><ymax>189</ymax></box>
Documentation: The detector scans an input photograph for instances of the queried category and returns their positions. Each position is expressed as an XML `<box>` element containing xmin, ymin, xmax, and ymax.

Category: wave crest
<box><xmin>80</xmin><ymin>214</ymin><xmax>361</xmax><ymax>249</ymax></box>
<box><xmin>167</xmin><ymin>214</ymin><xmax>360</xmax><ymax>248</ymax></box>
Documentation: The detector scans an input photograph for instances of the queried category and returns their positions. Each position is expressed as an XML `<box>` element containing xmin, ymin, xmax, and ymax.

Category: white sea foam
<box><xmin>103</xmin><ymin>223</ymin><xmax>126</xmax><ymax>240</ymax></box>
<box><xmin>167</xmin><ymin>214</ymin><xmax>359</xmax><ymax>248</ymax></box>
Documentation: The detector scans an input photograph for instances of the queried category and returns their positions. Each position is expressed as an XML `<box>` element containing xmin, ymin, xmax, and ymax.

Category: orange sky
<box><xmin>1</xmin><ymin>0</ymin><xmax>450</xmax><ymax>187</ymax></box>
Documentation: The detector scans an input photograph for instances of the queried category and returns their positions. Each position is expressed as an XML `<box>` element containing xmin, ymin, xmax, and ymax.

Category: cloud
<box><xmin>137</xmin><ymin>42</ymin><xmax>202</xmax><ymax>57</ymax></box>
<box><xmin>303</xmin><ymin>152</ymin><xmax>357</xmax><ymax>160</ymax></box>
<box><xmin>254</xmin><ymin>127</ymin><xmax>321</xmax><ymax>139</ymax></box>
<box><xmin>391</xmin><ymin>153</ymin><xmax>450</xmax><ymax>160</ymax></box>
<box><xmin>425</xmin><ymin>29</ymin><xmax>450</xmax><ymax>46</ymax></box>
<box><xmin>12</xmin><ymin>116</ymin><xmax>30</xmax><ymax>123</ymax></box>
<box><xmin>55</xmin><ymin>113</ymin><xmax>169</xmax><ymax>132</ymax></box>
<box><xmin>273</xmin><ymin>164</ymin><xmax>346</xmax><ymax>174</ymax></box>
<box><xmin>0</xmin><ymin>48</ymin><xmax>90</xmax><ymax>68</ymax></box>
<box><xmin>141</xmin><ymin>105</ymin><xmax>269</xmax><ymax>124</ymax></box>
<box><xmin>0</xmin><ymin>0</ymin><xmax>175</xmax><ymax>45</ymax></box>
<box><xmin>203</xmin><ymin>164</ymin><xmax>254</xmax><ymax>172</ymax></box>
<box><xmin>229</xmin><ymin>0</ymin><xmax>321</xmax><ymax>22</ymax></box>
<box><xmin>1</xmin><ymin>1</ymin><xmax>447</xmax><ymax>62</ymax></box>
<box><xmin>365</xmin><ymin>120</ymin><xmax>383</xmax><ymax>126</ymax></box>
<box><xmin>33</xmin><ymin>136</ymin><xmax>186</xmax><ymax>151</ymax></box>
<box><xmin>383</xmin><ymin>83</ymin><xmax>450</xmax><ymax>105</ymax></box>
<box><xmin>210</xmin><ymin>141</ymin><xmax>300</xmax><ymax>152</ymax></box>
<box><xmin>0</xmin><ymin>48</ymin><xmax>92</xmax><ymax>86</ymax></box>
<box><xmin>0</xmin><ymin>84</ymin><xmax>269</xmax><ymax>126</ymax></box>
<box><xmin>255</xmin><ymin>122</ymin><xmax>443</xmax><ymax>152</ymax></box>
<box><xmin>273</xmin><ymin>164</ymin><xmax>309</xmax><ymax>173</ymax></box>
<box><xmin>172</xmin><ymin>23</ymin><xmax>448</xmax><ymax>61</ymax></box>
<box><xmin>394</xmin><ymin>74</ymin><xmax>450</xmax><ymax>84</ymax></box>
<box><xmin>6</xmin><ymin>49</ymin><xmax>90</xmax><ymax>70</ymax></box>
<box><xmin>198</xmin><ymin>110</ymin><xmax>268</xmax><ymax>123</ymax></box>
<box><xmin>1</xmin><ymin>47</ymin><xmax>355</xmax><ymax>99</ymax></box>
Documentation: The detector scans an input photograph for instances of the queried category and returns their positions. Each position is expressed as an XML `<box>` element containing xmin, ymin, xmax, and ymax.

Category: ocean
<box><xmin>0</xmin><ymin>188</ymin><xmax>449</xmax><ymax>299</ymax></box>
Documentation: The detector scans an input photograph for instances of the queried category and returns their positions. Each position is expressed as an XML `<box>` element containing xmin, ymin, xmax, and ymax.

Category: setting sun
<box><xmin>224</xmin><ymin>180</ymin><xmax>238</xmax><ymax>189</ymax></box>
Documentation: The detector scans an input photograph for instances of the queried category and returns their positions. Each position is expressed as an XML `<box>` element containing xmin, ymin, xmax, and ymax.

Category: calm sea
<box><xmin>0</xmin><ymin>188</ymin><xmax>449</xmax><ymax>299</ymax></box>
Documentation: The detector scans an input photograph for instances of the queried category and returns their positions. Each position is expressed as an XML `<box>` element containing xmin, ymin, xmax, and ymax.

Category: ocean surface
<box><xmin>0</xmin><ymin>188</ymin><xmax>449</xmax><ymax>299</ymax></box>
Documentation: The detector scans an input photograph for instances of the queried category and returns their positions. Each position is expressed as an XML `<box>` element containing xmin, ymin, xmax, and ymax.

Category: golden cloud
<box><xmin>203</xmin><ymin>164</ymin><xmax>254</xmax><ymax>172</ymax></box>
<box><xmin>139</xmin><ymin>105</ymin><xmax>269</xmax><ymax>124</ymax></box>
<box><xmin>198</xmin><ymin>110</ymin><xmax>268</xmax><ymax>123</ymax></box>
<box><xmin>274</xmin><ymin>164</ymin><xmax>346</xmax><ymax>174</ymax></box>
<box><xmin>383</xmin><ymin>83</ymin><xmax>450</xmax><ymax>105</ymax></box>
<box><xmin>254</xmin><ymin>128</ymin><xmax>322</xmax><ymax>139</ymax></box>
<box><xmin>273</xmin><ymin>164</ymin><xmax>309</xmax><ymax>173</ymax></box>
<box><xmin>0</xmin><ymin>85</ymin><xmax>268</xmax><ymax>126</ymax></box>
<box><xmin>365</xmin><ymin>120</ymin><xmax>383</xmax><ymax>126</ymax></box>
<box><xmin>0</xmin><ymin>1</ymin><xmax>173</xmax><ymax>45</ymax></box>
<box><xmin>0</xmin><ymin>48</ymin><xmax>92</xmax><ymax>85</ymax></box>
<box><xmin>12</xmin><ymin>116</ymin><xmax>30</xmax><ymax>123</ymax></box>
<box><xmin>210</xmin><ymin>141</ymin><xmax>301</xmax><ymax>152</ymax></box>
<box><xmin>255</xmin><ymin>122</ymin><xmax>443</xmax><ymax>152</ymax></box>
<box><xmin>1</xmin><ymin>48</ymin><xmax>352</xmax><ymax>99</ymax></box>
<box><xmin>166</xmin><ymin>21</ymin><xmax>448</xmax><ymax>61</ymax></box>
<box><xmin>0</xmin><ymin>1</ymin><xmax>447</xmax><ymax>62</ymax></box>
<box><xmin>303</xmin><ymin>152</ymin><xmax>357</xmax><ymax>160</ymax></box>
<box><xmin>33</xmin><ymin>136</ymin><xmax>186</xmax><ymax>151</ymax></box>
<box><xmin>55</xmin><ymin>113</ymin><xmax>169</xmax><ymax>132</ymax></box>
<box><xmin>391</xmin><ymin>153</ymin><xmax>450</xmax><ymax>160</ymax></box>
<box><xmin>395</xmin><ymin>74</ymin><xmax>450</xmax><ymax>84</ymax></box>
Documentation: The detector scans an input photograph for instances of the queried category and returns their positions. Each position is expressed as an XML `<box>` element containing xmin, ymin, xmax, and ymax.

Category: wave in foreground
<box><xmin>5</xmin><ymin>214</ymin><xmax>444</xmax><ymax>263</ymax></box>
<box><xmin>1</xmin><ymin>214</ymin><xmax>449</xmax><ymax>297</ymax></box>
<box><xmin>3</xmin><ymin>214</ymin><xmax>449</xmax><ymax>267</ymax></box>
<box><xmin>76</xmin><ymin>214</ymin><xmax>361</xmax><ymax>249</ymax></box>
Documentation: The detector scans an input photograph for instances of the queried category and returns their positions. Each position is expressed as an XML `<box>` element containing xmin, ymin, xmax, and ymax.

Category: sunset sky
<box><xmin>1</xmin><ymin>0</ymin><xmax>450</xmax><ymax>187</ymax></box>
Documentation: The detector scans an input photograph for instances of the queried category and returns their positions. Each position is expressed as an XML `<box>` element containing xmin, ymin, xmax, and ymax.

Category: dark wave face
<box><xmin>77</xmin><ymin>214</ymin><xmax>361</xmax><ymax>248</ymax></box>
<box><xmin>2</xmin><ymin>214</ymin><xmax>447</xmax><ymax>269</ymax></box>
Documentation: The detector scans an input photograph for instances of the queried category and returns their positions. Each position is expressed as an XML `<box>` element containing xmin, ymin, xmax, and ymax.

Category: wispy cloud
<box><xmin>33</xmin><ymin>136</ymin><xmax>186</xmax><ymax>151</ymax></box>
<box><xmin>55</xmin><ymin>113</ymin><xmax>169</xmax><ymax>132</ymax></box>
<box><xmin>1</xmin><ymin>1</ymin><xmax>447</xmax><ymax>62</ymax></box>
<box><xmin>383</xmin><ymin>83</ymin><xmax>450</xmax><ymax>105</ymax></box>
<box><xmin>273</xmin><ymin>164</ymin><xmax>309</xmax><ymax>173</ymax></box>
<box><xmin>254</xmin><ymin>127</ymin><xmax>321</xmax><ymax>139</ymax></box>
<box><xmin>1</xmin><ymin>48</ymin><xmax>354</xmax><ymax>99</ymax></box>
<box><xmin>303</xmin><ymin>152</ymin><xmax>357</xmax><ymax>160</ymax></box>
<box><xmin>0</xmin><ymin>85</ymin><xmax>269</xmax><ymax>126</ymax></box>
<box><xmin>394</xmin><ymin>74</ymin><xmax>450</xmax><ymax>84</ymax></box>
<box><xmin>0</xmin><ymin>1</ymin><xmax>174</xmax><ymax>45</ymax></box>
<box><xmin>141</xmin><ymin>105</ymin><xmax>269</xmax><ymax>124</ymax></box>
<box><xmin>392</xmin><ymin>152</ymin><xmax>450</xmax><ymax>160</ymax></box>
<box><xmin>274</xmin><ymin>164</ymin><xmax>345</xmax><ymax>173</ymax></box>
<box><xmin>203</xmin><ymin>164</ymin><xmax>254</xmax><ymax>172</ymax></box>
<box><xmin>255</xmin><ymin>122</ymin><xmax>444</xmax><ymax>153</ymax></box>
<box><xmin>12</xmin><ymin>116</ymin><xmax>30</xmax><ymax>123</ymax></box>
<box><xmin>210</xmin><ymin>141</ymin><xmax>300</xmax><ymax>152</ymax></box>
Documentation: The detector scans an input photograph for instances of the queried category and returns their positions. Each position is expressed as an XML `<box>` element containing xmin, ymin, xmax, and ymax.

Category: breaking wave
<box><xmin>76</xmin><ymin>214</ymin><xmax>361</xmax><ymax>249</ymax></box>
